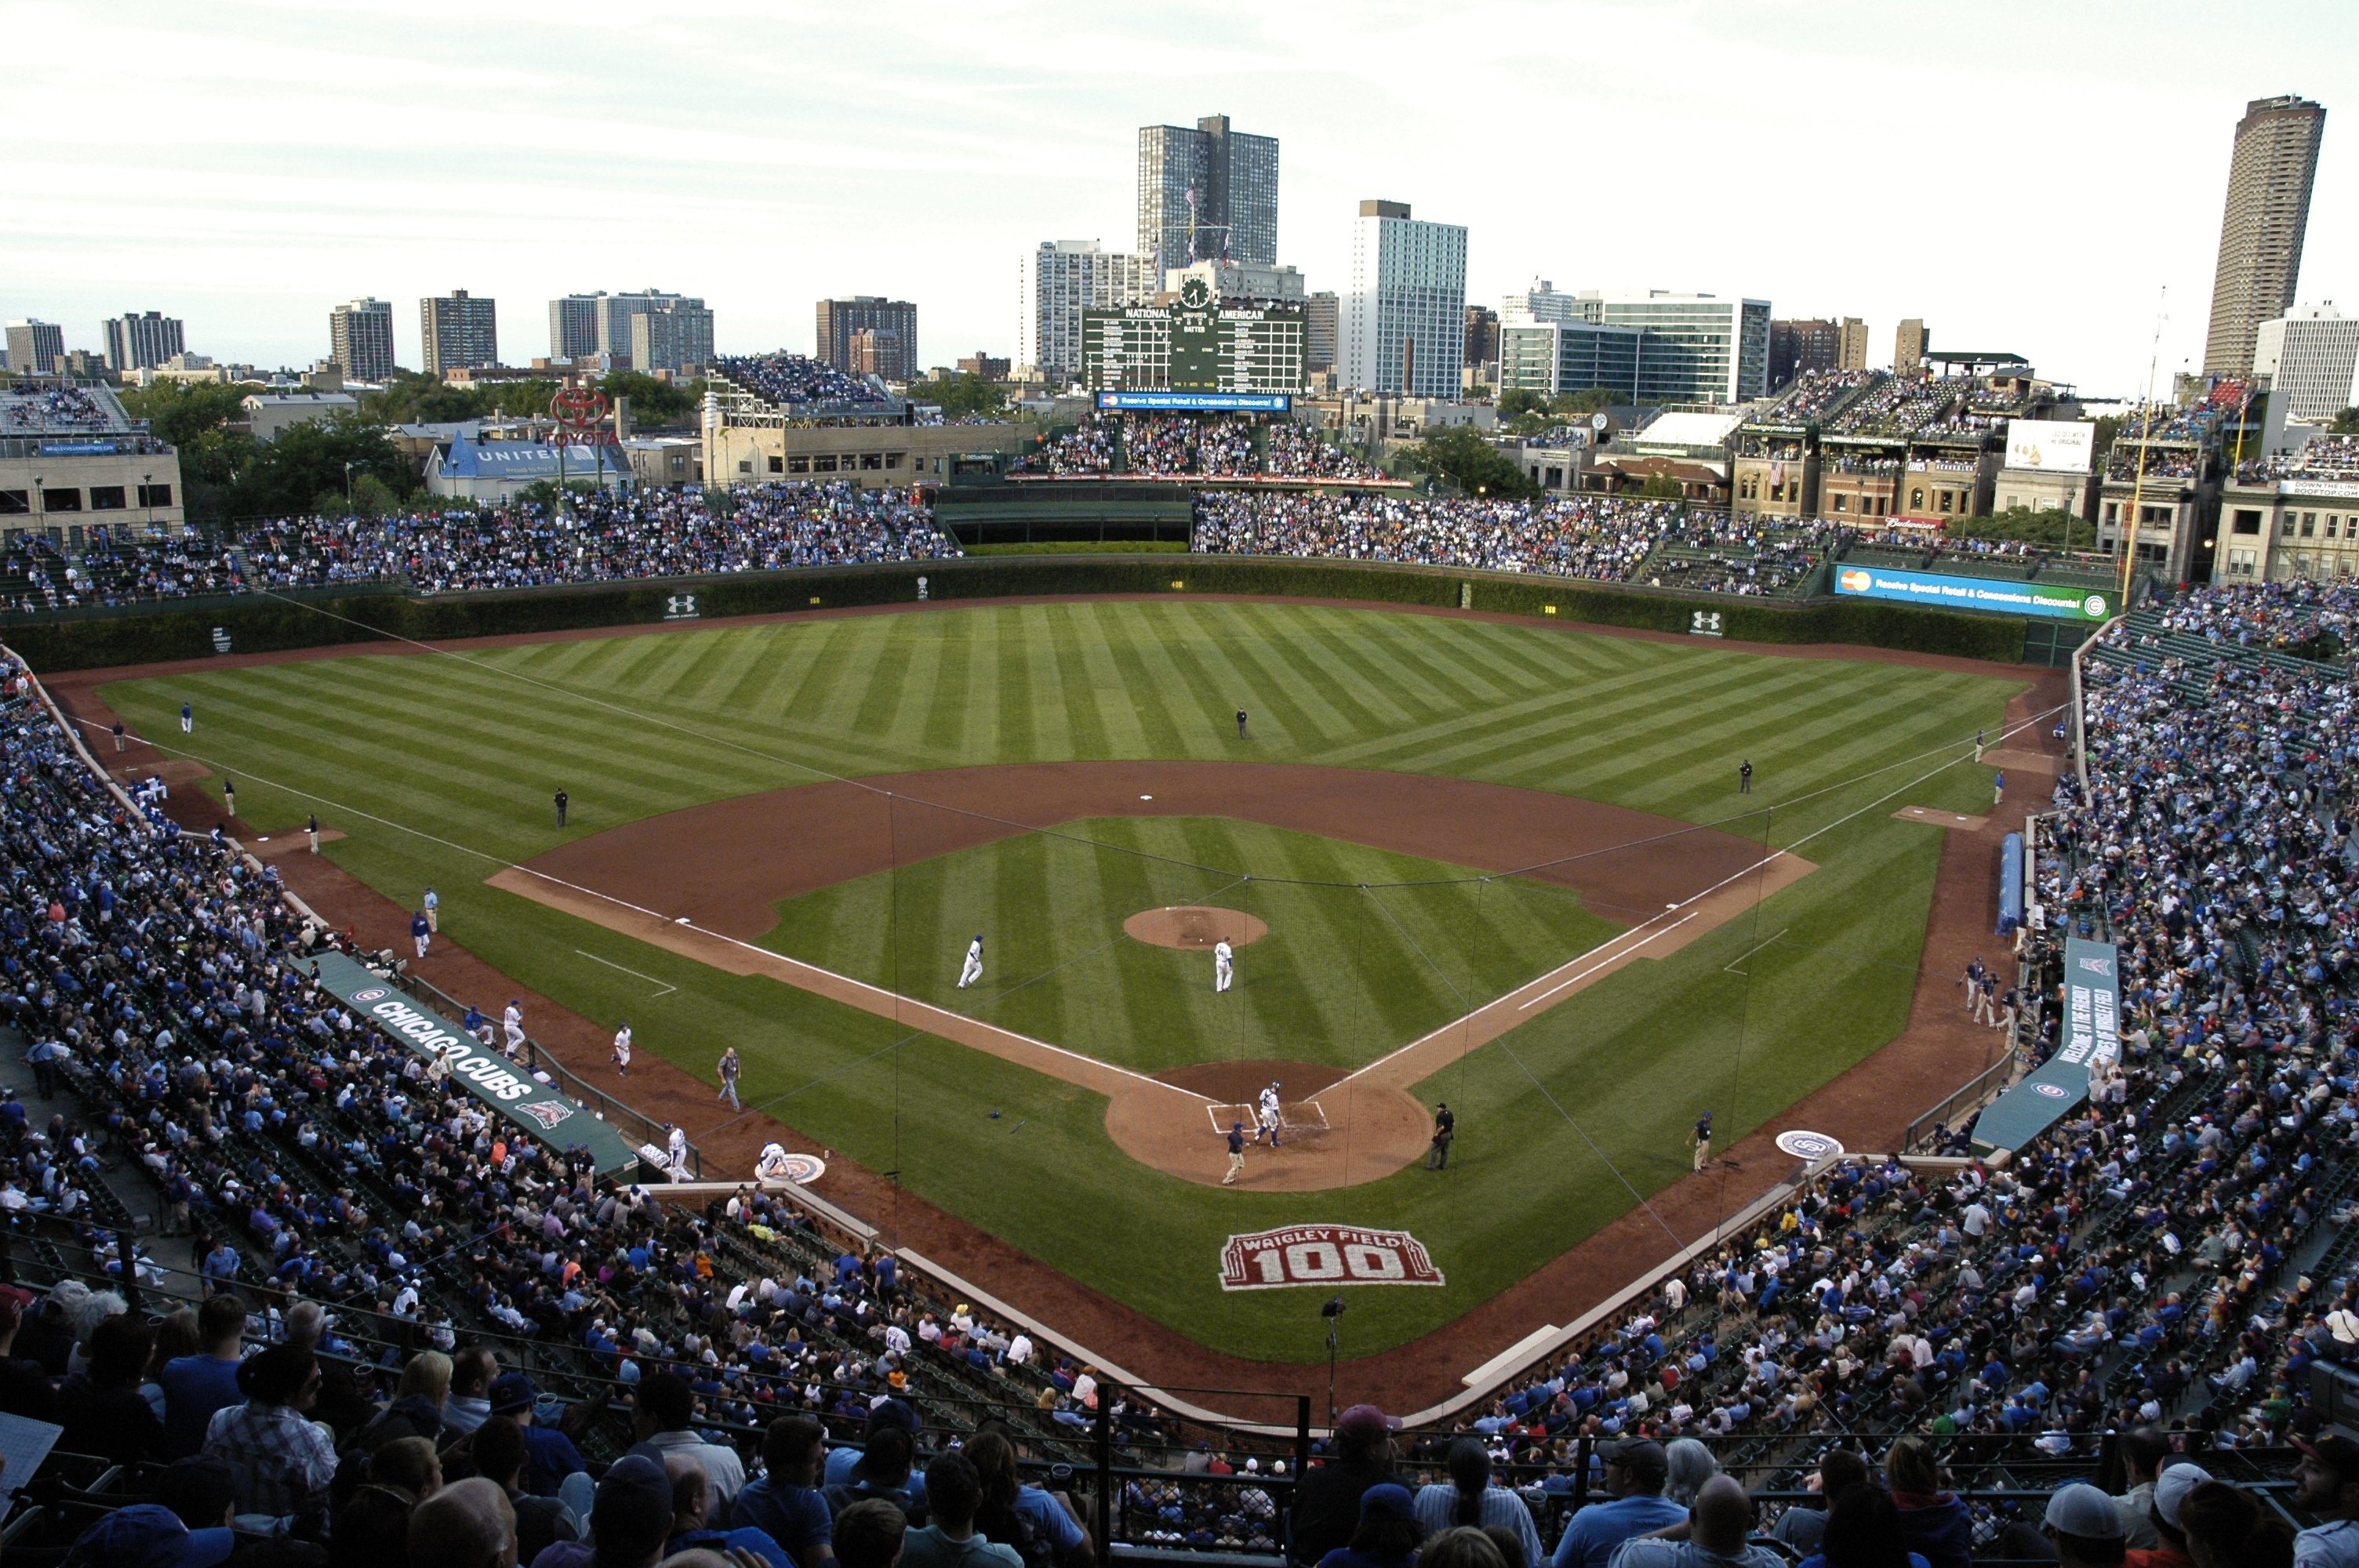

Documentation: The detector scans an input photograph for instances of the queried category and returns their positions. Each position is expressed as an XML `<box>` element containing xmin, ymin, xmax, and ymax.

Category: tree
<box><xmin>118</xmin><ymin>379</ymin><xmax>249</xmax><ymax>448</ymax></box>
<box><xmin>1550</xmin><ymin>387</ymin><xmax>1618</xmax><ymax>417</ymax></box>
<box><xmin>231</xmin><ymin>413</ymin><xmax>411</xmax><ymax>520</ymax></box>
<box><xmin>919</xmin><ymin>373</ymin><xmax>1010</xmax><ymax>420</ymax></box>
<box><xmin>599</xmin><ymin>371</ymin><xmax>706</xmax><ymax>427</ymax></box>
<box><xmin>1496</xmin><ymin>387</ymin><xmax>1549</xmax><ymax>421</ymax></box>
<box><xmin>1949</xmin><ymin>505</ymin><xmax>2087</xmax><ymax>550</ymax></box>
<box><xmin>1631</xmin><ymin>472</ymin><xmax>1685</xmax><ymax>500</ymax></box>
<box><xmin>2332</xmin><ymin>407</ymin><xmax>2359</xmax><ymax>435</ymax></box>
<box><xmin>1406</xmin><ymin>426</ymin><xmax>1536</xmax><ymax>499</ymax></box>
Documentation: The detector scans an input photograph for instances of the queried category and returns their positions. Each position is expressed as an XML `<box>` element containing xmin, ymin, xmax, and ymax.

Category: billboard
<box><xmin>2005</xmin><ymin>418</ymin><xmax>2094</xmax><ymax>474</ymax></box>
<box><xmin>1217</xmin><ymin>1225</ymin><xmax>1445</xmax><ymax>1290</ymax></box>
<box><xmin>1833</xmin><ymin>564</ymin><xmax>2112</xmax><ymax>622</ymax></box>
<box><xmin>1971</xmin><ymin>938</ymin><xmax>2118</xmax><ymax>1152</ymax></box>
<box><xmin>1096</xmin><ymin>391</ymin><xmax>1292</xmax><ymax>413</ymax></box>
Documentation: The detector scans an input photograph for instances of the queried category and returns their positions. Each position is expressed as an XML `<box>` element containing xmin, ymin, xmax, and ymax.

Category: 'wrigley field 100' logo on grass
<box><xmin>1219</xmin><ymin>1226</ymin><xmax>1445</xmax><ymax>1290</ymax></box>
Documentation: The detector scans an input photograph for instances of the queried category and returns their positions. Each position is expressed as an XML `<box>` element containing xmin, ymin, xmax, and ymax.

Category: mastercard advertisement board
<box><xmin>1833</xmin><ymin>564</ymin><xmax>2112</xmax><ymax>621</ymax></box>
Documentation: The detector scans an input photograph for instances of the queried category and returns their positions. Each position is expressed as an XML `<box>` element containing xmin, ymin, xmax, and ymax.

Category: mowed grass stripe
<box><xmin>1104</xmin><ymin>605</ymin><xmax>1227</xmax><ymax>760</ymax></box>
<box><xmin>1200</xmin><ymin>603</ymin><xmax>1361</xmax><ymax>746</ymax></box>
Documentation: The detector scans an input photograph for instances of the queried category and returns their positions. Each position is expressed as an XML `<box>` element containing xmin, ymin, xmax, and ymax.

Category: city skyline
<box><xmin>6</xmin><ymin>4</ymin><xmax>2359</xmax><ymax>395</ymax></box>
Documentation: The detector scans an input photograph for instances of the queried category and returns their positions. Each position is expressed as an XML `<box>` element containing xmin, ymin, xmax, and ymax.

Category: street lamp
<box><xmin>142</xmin><ymin>472</ymin><xmax>153</xmax><ymax>536</ymax></box>
<box><xmin>343</xmin><ymin>461</ymin><xmax>357</xmax><ymax>513</ymax></box>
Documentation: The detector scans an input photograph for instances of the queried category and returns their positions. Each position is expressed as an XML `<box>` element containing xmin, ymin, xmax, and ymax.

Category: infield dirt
<box><xmin>36</xmin><ymin>609</ymin><xmax>2065</xmax><ymax>1417</ymax></box>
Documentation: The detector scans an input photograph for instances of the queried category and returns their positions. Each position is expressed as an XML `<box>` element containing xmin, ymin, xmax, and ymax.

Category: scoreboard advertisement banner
<box><xmin>1971</xmin><ymin>938</ymin><xmax>2120</xmax><ymax>1152</ymax></box>
<box><xmin>1096</xmin><ymin>391</ymin><xmax>1292</xmax><ymax>413</ymax></box>
<box><xmin>1833</xmin><ymin>564</ymin><xmax>2113</xmax><ymax>622</ymax></box>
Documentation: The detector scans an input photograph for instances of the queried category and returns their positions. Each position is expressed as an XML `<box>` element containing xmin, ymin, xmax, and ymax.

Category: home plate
<box><xmin>1893</xmin><ymin>807</ymin><xmax>1987</xmax><ymax>831</ymax></box>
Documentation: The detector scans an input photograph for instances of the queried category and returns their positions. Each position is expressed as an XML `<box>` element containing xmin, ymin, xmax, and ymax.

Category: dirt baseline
<box><xmin>1123</xmin><ymin>906</ymin><xmax>1269</xmax><ymax>949</ymax></box>
<box><xmin>500</xmin><ymin>761</ymin><xmax>1812</xmax><ymax>1191</ymax></box>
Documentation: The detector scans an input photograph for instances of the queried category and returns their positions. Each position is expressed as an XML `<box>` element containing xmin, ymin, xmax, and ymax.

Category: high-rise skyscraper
<box><xmin>2203</xmin><ymin>95</ymin><xmax>2327</xmax><ymax>378</ymax></box>
<box><xmin>1769</xmin><ymin>319</ymin><xmax>1840</xmax><ymax>390</ymax></box>
<box><xmin>1136</xmin><ymin>114</ymin><xmax>1278</xmax><ymax>276</ymax></box>
<box><xmin>5</xmin><ymin>321</ymin><xmax>64</xmax><ymax>376</ymax></box>
<box><xmin>101</xmin><ymin>311</ymin><xmax>185</xmax><ymax>372</ymax></box>
<box><xmin>1895</xmin><ymin>318</ymin><xmax>1929</xmax><ymax>374</ymax></box>
<box><xmin>1018</xmin><ymin>241</ymin><xmax>1151</xmax><ymax>380</ymax></box>
<box><xmin>1303</xmin><ymin>293</ymin><xmax>1338</xmax><ymax>374</ymax></box>
<box><xmin>1836</xmin><ymin>317</ymin><xmax>1870</xmax><ymax>371</ymax></box>
<box><xmin>420</xmin><ymin>290</ymin><xmax>498</xmax><ymax>378</ymax></box>
<box><xmin>549</xmin><ymin>295</ymin><xmax>601</xmax><ymax>360</ymax></box>
<box><xmin>1340</xmin><ymin>200</ymin><xmax>1467</xmax><ymax>398</ymax></box>
<box><xmin>329</xmin><ymin>299</ymin><xmax>396</xmax><ymax>381</ymax></box>
<box><xmin>816</xmin><ymin>297</ymin><xmax>918</xmax><ymax>382</ymax></box>
<box><xmin>628</xmin><ymin>297</ymin><xmax>715</xmax><ymax>377</ymax></box>
<box><xmin>2252</xmin><ymin>303</ymin><xmax>2359</xmax><ymax>423</ymax></box>
<box><xmin>587</xmin><ymin>290</ymin><xmax>707</xmax><ymax>370</ymax></box>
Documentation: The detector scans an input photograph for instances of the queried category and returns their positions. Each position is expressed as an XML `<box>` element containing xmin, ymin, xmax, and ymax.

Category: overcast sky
<box><xmin>6</xmin><ymin>1</ymin><xmax>2355</xmax><ymax>395</ymax></box>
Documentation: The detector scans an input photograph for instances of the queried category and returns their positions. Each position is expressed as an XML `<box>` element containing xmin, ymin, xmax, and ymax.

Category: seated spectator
<box><xmin>408</xmin><ymin>1476</ymin><xmax>518</xmax><ymax>1568</ymax></box>
<box><xmin>56</xmin><ymin>1310</ymin><xmax>162</xmax><ymax>1462</ymax></box>
<box><xmin>60</xmin><ymin>1503</ymin><xmax>238</xmax><ymax>1568</ymax></box>
<box><xmin>1799</xmin><ymin>1487</ymin><xmax>1928</xmax><ymax>1568</ymax></box>
<box><xmin>201</xmin><ymin>1343</ymin><xmax>339</xmax><ymax>1529</ymax></box>
<box><xmin>333</xmin><ymin>1434</ymin><xmax>440</xmax><ymax>1568</ymax></box>
<box><xmin>2293</xmin><ymin>1434</ymin><xmax>2359</xmax><ymax>1568</ymax></box>
<box><xmin>1606</xmin><ymin>1475</ymin><xmax>1782</xmax><ymax>1567</ymax></box>
<box><xmin>668</xmin><ymin>1450</ymin><xmax>794</xmax><ymax>1567</ymax></box>
<box><xmin>1289</xmin><ymin>1405</ymin><xmax>1403</xmax><ymax>1566</ymax></box>
<box><xmin>1314</xmin><ymin>1483</ymin><xmax>1423</xmax><ymax>1568</ymax></box>
<box><xmin>969</xmin><ymin>1428</ymin><xmax>1088</xmax><ymax>1568</ymax></box>
<box><xmin>1771</xmin><ymin>1449</ymin><xmax>1870</xmax><ymax>1559</ymax></box>
<box><xmin>162</xmin><ymin>1294</ymin><xmax>249</xmax><ymax>1459</ymax></box>
<box><xmin>488</xmin><ymin>1373</ymin><xmax>584</xmax><ymax>1497</ymax></box>
<box><xmin>2042</xmin><ymin>1484</ymin><xmax>2128</xmax><ymax>1568</ymax></box>
<box><xmin>1424</xmin><ymin>1526</ymin><xmax>1510</xmax><ymax>1568</ymax></box>
<box><xmin>834</xmin><ymin>1497</ymin><xmax>909</xmax><ymax>1568</ymax></box>
<box><xmin>1884</xmin><ymin>1439</ymin><xmax>1969</xmax><ymax>1568</ymax></box>
<box><xmin>1551</xmin><ymin>1439</ymin><xmax>1682</xmax><ymax>1568</ymax></box>
<box><xmin>469</xmin><ymin>1414</ymin><xmax>576</xmax><ymax>1567</ymax></box>
<box><xmin>2175</xmin><ymin>1479</ymin><xmax>2292</xmax><ymax>1568</ymax></box>
<box><xmin>734</xmin><ymin>1415</ymin><xmax>834</xmax><ymax>1568</ymax></box>
<box><xmin>1410</xmin><ymin>1438</ymin><xmax>1542</xmax><ymax>1568</ymax></box>
<box><xmin>823</xmin><ymin>1422</ymin><xmax>918</xmax><ymax>1522</ymax></box>
<box><xmin>631</xmin><ymin>1369</ymin><xmax>745</xmax><ymax>1516</ymax></box>
<box><xmin>535</xmin><ymin>1453</ymin><xmax>674</xmax><ymax>1568</ymax></box>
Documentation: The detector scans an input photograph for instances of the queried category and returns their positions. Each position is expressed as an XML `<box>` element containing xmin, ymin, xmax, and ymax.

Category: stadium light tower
<box><xmin>1321</xmin><ymin>1295</ymin><xmax>1346</xmax><ymax>1426</ymax></box>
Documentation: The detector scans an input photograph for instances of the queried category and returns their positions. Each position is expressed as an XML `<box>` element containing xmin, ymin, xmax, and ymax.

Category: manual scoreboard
<box><xmin>1083</xmin><ymin>274</ymin><xmax>1305</xmax><ymax>395</ymax></box>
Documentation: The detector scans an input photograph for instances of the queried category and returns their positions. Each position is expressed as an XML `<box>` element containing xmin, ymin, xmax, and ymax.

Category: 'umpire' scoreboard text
<box><xmin>1084</xmin><ymin>274</ymin><xmax>1305</xmax><ymax>395</ymax></box>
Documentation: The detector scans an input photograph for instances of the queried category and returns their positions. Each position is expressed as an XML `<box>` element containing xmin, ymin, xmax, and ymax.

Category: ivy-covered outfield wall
<box><xmin>0</xmin><ymin>554</ymin><xmax>2030</xmax><ymax>672</ymax></box>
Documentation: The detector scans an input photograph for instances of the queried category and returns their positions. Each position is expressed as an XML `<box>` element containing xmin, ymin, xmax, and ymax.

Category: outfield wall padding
<box><xmin>3</xmin><ymin>554</ymin><xmax>2030</xmax><ymax>672</ymax></box>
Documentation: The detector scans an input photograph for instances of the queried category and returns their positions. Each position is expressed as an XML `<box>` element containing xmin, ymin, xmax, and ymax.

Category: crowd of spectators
<box><xmin>2238</xmin><ymin>434</ymin><xmax>2359</xmax><ymax>485</ymax></box>
<box><xmin>16</xmin><ymin>537</ymin><xmax>2359</xmax><ymax>1563</ymax></box>
<box><xmin>1191</xmin><ymin>492</ymin><xmax>1685</xmax><ymax>581</ymax></box>
<box><xmin>2131</xmin><ymin>577</ymin><xmax>2359</xmax><ymax>662</ymax></box>
<box><xmin>0</xmin><ymin>531</ymin><xmax>250</xmax><ymax>613</ymax></box>
<box><xmin>714</xmin><ymin>354</ymin><xmax>889</xmax><ymax>408</ymax></box>
<box><xmin>1012</xmin><ymin>417</ymin><xmax>1114</xmax><ymax>477</ymax></box>
<box><xmin>1757</xmin><ymin>370</ymin><xmax>1881</xmax><ymax>426</ymax></box>
<box><xmin>1829</xmin><ymin>377</ymin><xmax>1979</xmax><ymax>440</ymax></box>
<box><xmin>1012</xmin><ymin>416</ymin><xmax>1374</xmax><ymax>481</ymax></box>
<box><xmin>0</xmin><ymin>380</ymin><xmax>118</xmax><ymax>434</ymax></box>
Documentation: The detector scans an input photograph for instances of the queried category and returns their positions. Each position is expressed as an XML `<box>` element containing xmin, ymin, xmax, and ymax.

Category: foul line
<box><xmin>574</xmin><ymin>949</ymin><xmax>678</xmax><ymax>996</ymax></box>
<box><xmin>1722</xmin><ymin>927</ymin><xmax>1790</xmax><ymax>975</ymax></box>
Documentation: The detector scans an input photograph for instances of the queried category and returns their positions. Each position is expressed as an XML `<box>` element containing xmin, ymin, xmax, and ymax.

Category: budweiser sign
<box><xmin>1218</xmin><ymin>1225</ymin><xmax>1445</xmax><ymax>1291</ymax></box>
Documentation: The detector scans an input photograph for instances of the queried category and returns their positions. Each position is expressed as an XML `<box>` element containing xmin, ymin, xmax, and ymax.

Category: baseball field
<box><xmin>89</xmin><ymin>598</ymin><xmax>2024</xmax><ymax>1363</ymax></box>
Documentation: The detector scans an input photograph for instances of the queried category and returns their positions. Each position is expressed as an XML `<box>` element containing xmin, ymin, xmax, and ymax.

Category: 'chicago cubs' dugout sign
<box><xmin>1219</xmin><ymin>1226</ymin><xmax>1445</xmax><ymax>1291</ymax></box>
<box><xmin>309</xmin><ymin>949</ymin><xmax>639</xmax><ymax>1176</ymax></box>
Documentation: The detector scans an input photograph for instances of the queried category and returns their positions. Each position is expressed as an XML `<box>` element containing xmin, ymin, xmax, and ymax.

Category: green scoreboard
<box><xmin>1084</xmin><ymin>276</ymin><xmax>1305</xmax><ymax>394</ymax></box>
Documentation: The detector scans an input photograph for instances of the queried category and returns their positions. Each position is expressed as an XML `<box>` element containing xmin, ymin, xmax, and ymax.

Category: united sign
<box><xmin>1218</xmin><ymin>1225</ymin><xmax>1445</xmax><ymax>1291</ymax></box>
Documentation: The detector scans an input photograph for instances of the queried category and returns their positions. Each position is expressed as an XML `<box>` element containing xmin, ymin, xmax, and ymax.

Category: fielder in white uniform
<box><xmin>612</xmin><ymin>1023</ymin><xmax>632</xmax><ymax>1077</ymax></box>
<box><xmin>501</xmin><ymin>1001</ymin><xmax>525</xmax><ymax>1059</ymax></box>
<box><xmin>1214</xmin><ymin>938</ymin><xmax>1234</xmax><ymax>993</ymax></box>
<box><xmin>666</xmin><ymin>1123</ymin><xmax>689</xmax><ymax>1181</ymax></box>
<box><xmin>756</xmin><ymin>1142</ymin><xmax>791</xmax><ymax>1181</ymax></box>
<box><xmin>1256</xmin><ymin>1081</ymin><xmax>1283</xmax><ymax>1146</ymax></box>
<box><xmin>957</xmin><ymin>935</ymin><xmax>984</xmax><ymax>989</ymax></box>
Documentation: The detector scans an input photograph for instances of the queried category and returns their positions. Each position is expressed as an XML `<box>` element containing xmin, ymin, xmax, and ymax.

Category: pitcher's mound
<box><xmin>1124</xmin><ymin>906</ymin><xmax>1269</xmax><ymax>949</ymax></box>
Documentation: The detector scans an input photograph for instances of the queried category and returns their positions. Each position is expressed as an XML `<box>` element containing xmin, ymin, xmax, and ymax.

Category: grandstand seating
<box><xmin>0</xmin><ymin>577</ymin><xmax>2354</xmax><ymax>1559</ymax></box>
<box><xmin>713</xmin><ymin>354</ymin><xmax>888</xmax><ymax>408</ymax></box>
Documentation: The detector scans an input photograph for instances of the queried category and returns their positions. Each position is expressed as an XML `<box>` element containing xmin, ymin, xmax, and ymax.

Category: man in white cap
<box><xmin>2141</xmin><ymin>1462</ymin><xmax>2211</xmax><ymax>1564</ymax></box>
<box><xmin>2040</xmin><ymin>1483</ymin><xmax>2125</xmax><ymax>1567</ymax></box>
<box><xmin>756</xmin><ymin>1142</ymin><xmax>791</xmax><ymax>1181</ymax></box>
<box><xmin>1256</xmin><ymin>1082</ymin><xmax>1282</xmax><ymax>1147</ymax></box>
<box><xmin>1214</xmin><ymin>938</ymin><xmax>1234</xmax><ymax>993</ymax></box>
<box><xmin>667</xmin><ymin>1123</ymin><xmax>690</xmax><ymax>1181</ymax></box>
<box><xmin>958</xmin><ymin>935</ymin><xmax>984</xmax><ymax>989</ymax></box>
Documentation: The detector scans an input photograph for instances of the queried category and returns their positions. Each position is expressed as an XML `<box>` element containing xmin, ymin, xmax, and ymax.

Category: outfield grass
<box><xmin>763</xmin><ymin>817</ymin><xmax>1624</xmax><ymax>1074</ymax></box>
<box><xmin>95</xmin><ymin>601</ymin><xmax>2026</xmax><ymax>1359</ymax></box>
